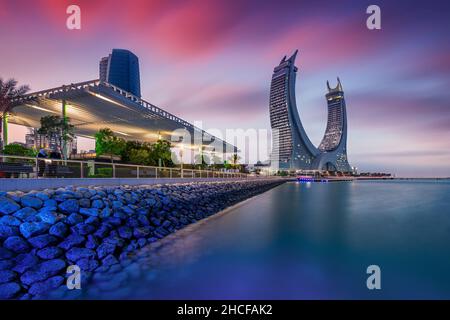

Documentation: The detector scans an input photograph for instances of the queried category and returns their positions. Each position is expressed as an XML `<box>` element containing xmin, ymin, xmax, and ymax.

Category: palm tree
<box><xmin>0</xmin><ymin>78</ymin><xmax>30</xmax><ymax>149</ymax></box>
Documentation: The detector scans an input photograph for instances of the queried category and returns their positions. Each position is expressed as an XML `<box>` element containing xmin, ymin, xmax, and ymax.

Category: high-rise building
<box><xmin>99</xmin><ymin>49</ymin><xmax>141</xmax><ymax>97</ymax></box>
<box><xmin>269</xmin><ymin>50</ymin><xmax>351</xmax><ymax>172</ymax></box>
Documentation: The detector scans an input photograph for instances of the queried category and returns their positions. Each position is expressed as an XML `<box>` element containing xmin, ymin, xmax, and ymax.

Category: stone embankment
<box><xmin>0</xmin><ymin>179</ymin><xmax>285</xmax><ymax>299</ymax></box>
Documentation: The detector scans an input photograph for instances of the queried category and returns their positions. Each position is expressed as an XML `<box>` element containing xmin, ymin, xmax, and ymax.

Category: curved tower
<box><xmin>269</xmin><ymin>50</ymin><xmax>318</xmax><ymax>170</ymax></box>
<box><xmin>312</xmin><ymin>78</ymin><xmax>352</xmax><ymax>172</ymax></box>
<box><xmin>269</xmin><ymin>50</ymin><xmax>351</xmax><ymax>172</ymax></box>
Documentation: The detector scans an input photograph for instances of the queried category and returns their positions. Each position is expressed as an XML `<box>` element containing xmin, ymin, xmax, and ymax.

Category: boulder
<box><xmin>0</xmin><ymin>282</ymin><xmax>21</xmax><ymax>299</ymax></box>
<box><xmin>58</xmin><ymin>234</ymin><xmax>85</xmax><ymax>250</ymax></box>
<box><xmin>58</xmin><ymin>199</ymin><xmax>79</xmax><ymax>214</ymax></box>
<box><xmin>101</xmin><ymin>254</ymin><xmax>119</xmax><ymax>267</ymax></box>
<box><xmin>0</xmin><ymin>215</ymin><xmax>22</xmax><ymax>226</ymax></box>
<box><xmin>20</xmin><ymin>196</ymin><xmax>43</xmax><ymax>209</ymax></box>
<box><xmin>79</xmin><ymin>208</ymin><xmax>99</xmax><ymax>217</ymax></box>
<box><xmin>19</xmin><ymin>222</ymin><xmax>49</xmax><ymax>239</ymax></box>
<box><xmin>28</xmin><ymin>276</ymin><xmax>64</xmax><ymax>296</ymax></box>
<box><xmin>3</xmin><ymin>236</ymin><xmax>30</xmax><ymax>253</ymax></box>
<box><xmin>12</xmin><ymin>253</ymin><xmax>39</xmax><ymax>273</ymax></box>
<box><xmin>0</xmin><ymin>197</ymin><xmax>21</xmax><ymax>215</ymax></box>
<box><xmin>96</xmin><ymin>242</ymin><xmax>116</xmax><ymax>259</ymax></box>
<box><xmin>13</xmin><ymin>207</ymin><xmax>37</xmax><ymax>221</ymax></box>
<box><xmin>76</xmin><ymin>258</ymin><xmax>99</xmax><ymax>272</ymax></box>
<box><xmin>36</xmin><ymin>247</ymin><xmax>63</xmax><ymax>260</ymax></box>
<box><xmin>71</xmin><ymin>223</ymin><xmax>95</xmax><ymax>235</ymax></box>
<box><xmin>28</xmin><ymin>234</ymin><xmax>58</xmax><ymax>249</ymax></box>
<box><xmin>66</xmin><ymin>247</ymin><xmax>96</xmax><ymax>261</ymax></box>
<box><xmin>0</xmin><ymin>270</ymin><xmax>17</xmax><ymax>284</ymax></box>
<box><xmin>91</xmin><ymin>200</ymin><xmax>104</xmax><ymax>209</ymax></box>
<box><xmin>49</xmin><ymin>222</ymin><xmax>68</xmax><ymax>238</ymax></box>
<box><xmin>20</xmin><ymin>259</ymin><xmax>66</xmax><ymax>285</ymax></box>
<box><xmin>65</xmin><ymin>213</ymin><xmax>84</xmax><ymax>226</ymax></box>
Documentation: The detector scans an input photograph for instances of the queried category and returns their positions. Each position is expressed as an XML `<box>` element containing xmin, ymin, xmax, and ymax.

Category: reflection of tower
<box><xmin>269</xmin><ymin>50</ymin><xmax>351</xmax><ymax>172</ymax></box>
<box><xmin>99</xmin><ymin>49</ymin><xmax>141</xmax><ymax>97</ymax></box>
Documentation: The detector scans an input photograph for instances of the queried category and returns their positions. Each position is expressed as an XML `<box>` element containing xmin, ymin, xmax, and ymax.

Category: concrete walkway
<box><xmin>0</xmin><ymin>177</ymin><xmax>259</xmax><ymax>192</ymax></box>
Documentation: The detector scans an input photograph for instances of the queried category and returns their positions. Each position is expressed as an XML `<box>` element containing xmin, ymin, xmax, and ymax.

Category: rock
<box><xmin>85</xmin><ymin>216</ymin><xmax>99</xmax><ymax>225</ymax></box>
<box><xmin>13</xmin><ymin>207</ymin><xmax>37</xmax><ymax>221</ymax></box>
<box><xmin>133</xmin><ymin>226</ymin><xmax>151</xmax><ymax>238</ymax></box>
<box><xmin>121</xmin><ymin>206</ymin><xmax>135</xmax><ymax>215</ymax></box>
<box><xmin>36</xmin><ymin>209</ymin><xmax>57</xmax><ymax>224</ymax></box>
<box><xmin>137</xmin><ymin>238</ymin><xmax>147</xmax><ymax>248</ymax></box>
<box><xmin>102</xmin><ymin>254</ymin><xmax>119</xmax><ymax>267</ymax></box>
<box><xmin>0</xmin><ymin>225</ymin><xmax>19</xmax><ymax>239</ymax></box>
<box><xmin>28</xmin><ymin>276</ymin><xmax>64</xmax><ymax>296</ymax></box>
<box><xmin>78</xmin><ymin>198</ymin><xmax>91</xmax><ymax>208</ymax></box>
<box><xmin>35</xmin><ymin>192</ymin><xmax>50</xmax><ymax>201</ymax></box>
<box><xmin>162</xmin><ymin>220</ymin><xmax>172</xmax><ymax>229</ymax></box>
<box><xmin>20</xmin><ymin>259</ymin><xmax>66</xmax><ymax>285</ymax></box>
<box><xmin>0</xmin><ymin>282</ymin><xmax>21</xmax><ymax>299</ymax></box>
<box><xmin>0</xmin><ymin>270</ymin><xmax>17</xmax><ymax>284</ymax></box>
<box><xmin>28</xmin><ymin>234</ymin><xmax>58</xmax><ymax>249</ymax></box>
<box><xmin>85</xmin><ymin>235</ymin><xmax>99</xmax><ymax>249</ymax></box>
<box><xmin>100</xmin><ymin>207</ymin><xmax>111</xmax><ymax>218</ymax></box>
<box><xmin>94</xmin><ymin>224</ymin><xmax>110</xmax><ymax>238</ymax></box>
<box><xmin>91</xmin><ymin>200</ymin><xmax>104</xmax><ymax>209</ymax></box>
<box><xmin>66</xmin><ymin>248</ymin><xmax>96</xmax><ymax>261</ymax></box>
<box><xmin>96</xmin><ymin>242</ymin><xmax>116</xmax><ymax>259</ymax></box>
<box><xmin>118</xmin><ymin>226</ymin><xmax>132</xmax><ymax>239</ymax></box>
<box><xmin>12</xmin><ymin>253</ymin><xmax>39</xmax><ymax>273</ymax></box>
<box><xmin>0</xmin><ymin>260</ymin><xmax>14</xmax><ymax>270</ymax></box>
<box><xmin>0</xmin><ymin>215</ymin><xmax>22</xmax><ymax>226</ymax></box>
<box><xmin>43</xmin><ymin>199</ymin><xmax>57</xmax><ymax>208</ymax></box>
<box><xmin>36</xmin><ymin>247</ymin><xmax>63</xmax><ymax>260</ymax></box>
<box><xmin>19</xmin><ymin>222</ymin><xmax>49</xmax><ymax>238</ymax></box>
<box><xmin>0</xmin><ymin>197</ymin><xmax>21</xmax><ymax>214</ymax></box>
<box><xmin>137</xmin><ymin>215</ymin><xmax>150</xmax><ymax>226</ymax></box>
<box><xmin>76</xmin><ymin>258</ymin><xmax>99</xmax><ymax>272</ymax></box>
<box><xmin>65</xmin><ymin>213</ymin><xmax>84</xmax><ymax>226</ymax></box>
<box><xmin>20</xmin><ymin>196</ymin><xmax>43</xmax><ymax>209</ymax></box>
<box><xmin>79</xmin><ymin>208</ymin><xmax>99</xmax><ymax>217</ymax></box>
<box><xmin>112</xmin><ymin>201</ymin><xmax>123</xmax><ymax>209</ymax></box>
<box><xmin>3</xmin><ymin>236</ymin><xmax>30</xmax><ymax>253</ymax></box>
<box><xmin>58</xmin><ymin>199</ymin><xmax>79</xmax><ymax>214</ymax></box>
<box><xmin>71</xmin><ymin>223</ymin><xmax>95</xmax><ymax>235</ymax></box>
<box><xmin>49</xmin><ymin>222</ymin><xmax>68</xmax><ymax>238</ymax></box>
<box><xmin>58</xmin><ymin>234</ymin><xmax>85</xmax><ymax>250</ymax></box>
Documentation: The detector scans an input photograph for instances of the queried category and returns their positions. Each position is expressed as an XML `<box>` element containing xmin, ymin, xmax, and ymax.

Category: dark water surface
<box><xmin>83</xmin><ymin>180</ymin><xmax>450</xmax><ymax>299</ymax></box>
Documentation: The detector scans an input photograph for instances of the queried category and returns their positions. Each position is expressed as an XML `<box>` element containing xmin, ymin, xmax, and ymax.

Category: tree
<box><xmin>0</xmin><ymin>78</ymin><xmax>30</xmax><ymax>148</ymax></box>
<box><xmin>150</xmin><ymin>140</ymin><xmax>173</xmax><ymax>167</ymax></box>
<box><xmin>37</xmin><ymin>115</ymin><xmax>74</xmax><ymax>155</ymax></box>
<box><xmin>95</xmin><ymin>128</ymin><xmax>126</xmax><ymax>162</ymax></box>
<box><xmin>3</xmin><ymin>143</ymin><xmax>36</xmax><ymax>157</ymax></box>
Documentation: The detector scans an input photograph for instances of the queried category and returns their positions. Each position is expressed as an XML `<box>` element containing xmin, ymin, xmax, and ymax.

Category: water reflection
<box><xmin>80</xmin><ymin>180</ymin><xmax>450</xmax><ymax>299</ymax></box>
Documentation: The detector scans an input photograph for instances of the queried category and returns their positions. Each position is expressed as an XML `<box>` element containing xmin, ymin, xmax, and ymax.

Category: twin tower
<box><xmin>269</xmin><ymin>50</ymin><xmax>351</xmax><ymax>172</ymax></box>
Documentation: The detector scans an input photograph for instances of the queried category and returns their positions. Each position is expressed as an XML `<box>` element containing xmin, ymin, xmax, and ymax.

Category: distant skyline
<box><xmin>1</xmin><ymin>0</ymin><xmax>449</xmax><ymax>177</ymax></box>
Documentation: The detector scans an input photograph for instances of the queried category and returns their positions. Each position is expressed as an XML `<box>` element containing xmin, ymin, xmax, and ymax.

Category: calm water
<box><xmin>84</xmin><ymin>180</ymin><xmax>450</xmax><ymax>299</ymax></box>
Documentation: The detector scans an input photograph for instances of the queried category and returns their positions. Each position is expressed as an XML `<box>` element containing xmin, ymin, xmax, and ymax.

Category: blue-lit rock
<box><xmin>3</xmin><ymin>236</ymin><xmax>30</xmax><ymax>253</ymax></box>
<box><xmin>12</xmin><ymin>253</ymin><xmax>39</xmax><ymax>273</ymax></box>
<box><xmin>36</xmin><ymin>247</ymin><xmax>63</xmax><ymax>260</ymax></box>
<box><xmin>0</xmin><ymin>282</ymin><xmax>21</xmax><ymax>299</ymax></box>
<box><xmin>49</xmin><ymin>222</ymin><xmax>68</xmax><ymax>238</ymax></box>
<box><xmin>20</xmin><ymin>259</ymin><xmax>66</xmax><ymax>285</ymax></box>
<box><xmin>28</xmin><ymin>276</ymin><xmax>64</xmax><ymax>296</ymax></box>
<box><xmin>36</xmin><ymin>209</ymin><xmax>58</xmax><ymax>224</ymax></box>
<box><xmin>13</xmin><ymin>207</ymin><xmax>37</xmax><ymax>221</ymax></box>
<box><xmin>79</xmin><ymin>208</ymin><xmax>99</xmax><ymax>217</ymax></box>
<box><xmin>97</xmin><ymin>242</ymin><xmax>116</xmax><ymax>259</ymax></box>
<box><xmin>0</xmin><ymin>270</ymin><xmax>17</xmax><ymax>284</ymax></box>
<box><xmin>19</xmin><ymin>222</ymin><xmax>49</xmax><ymax>239</ymax></box>
<box><xmin>28</xmin><ymin>234</ymin><xmax>58</xmax><ymax>249</ymax></box>
<box><xmin>20</xmin><ymin>196</ymin><xmax>43</xmax><ymax>209</ymax></box>
<box><xmin>66</xmin><ymin>248</ymin><xmax>96</xmax><ymax>261</ymax></box>
<box><xmin>0</xmin><ymin>197</ymin><xmax>21</xmax><ymax>214</ymax></box>
<box><xmin>58</xmin><ymin>199</ymin><xmax>79</xmax><ymax>214</ymax></box>
<box><xmin>65</xmin><ymin>213</ymin><xmax>84</xmax><ymax>226</ymax></box>
<box><xmin>0</xmin><ymin>215</ymin><xmax>22</xmax><ymax>226</ymax></box>
<box><xmin>58</xmin><ymin>234</ymin><xmax>85</xmax><ymax>250</ymax></box>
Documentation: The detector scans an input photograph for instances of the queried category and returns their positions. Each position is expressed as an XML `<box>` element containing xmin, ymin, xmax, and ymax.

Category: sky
<box><xmin>0</xmin><ymin>0</ymin><xmax>449</xmax><ymax>177</ymax></box>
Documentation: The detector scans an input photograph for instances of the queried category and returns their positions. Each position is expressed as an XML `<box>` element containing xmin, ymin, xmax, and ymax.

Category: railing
<box><xmin>0</xmin><ymin>154</ymin><xmax>249</xmax><ymax>179</ymax></box>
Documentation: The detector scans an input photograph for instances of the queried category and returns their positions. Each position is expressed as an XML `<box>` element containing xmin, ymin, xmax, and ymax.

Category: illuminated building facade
<box><xmin>269</xmin><ymin>50</ymin><xmax>351</xmax><ymax>172</ymax></box>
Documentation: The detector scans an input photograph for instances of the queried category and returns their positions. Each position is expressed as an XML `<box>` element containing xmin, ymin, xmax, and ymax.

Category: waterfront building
<box><xmin>269</xmin><ymin>50</ymin><xmax>351</xmax><ymax>172</ymax></box>
<box><xmin>99</xmin><ymin>49</ymin><xmax>141</xmax><ymax>97</ymax></box>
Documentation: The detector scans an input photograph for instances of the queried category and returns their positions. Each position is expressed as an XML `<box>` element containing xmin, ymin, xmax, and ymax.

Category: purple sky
<box><xmin>1</xmin><ymin>0</ymin><xmax>449</xmax><ymax>177</ymax></box>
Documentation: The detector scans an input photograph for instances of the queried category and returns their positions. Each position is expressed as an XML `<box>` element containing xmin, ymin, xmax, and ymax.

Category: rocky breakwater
<box><xmin>0</xmin><ymin>179</ymin><xmax>285</xmax><ymax>299</ymax></box>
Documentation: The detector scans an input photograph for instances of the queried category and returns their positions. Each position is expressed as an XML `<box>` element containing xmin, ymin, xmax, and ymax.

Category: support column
<box><xmin>61</xmin><ymin>100</ymin><xmax>67</xmax><ymax>160</ymax></box>
<box><xmin>2</xmin><ymin>113</ymin><xmax>8</xmax><ymax>147</ymax></box>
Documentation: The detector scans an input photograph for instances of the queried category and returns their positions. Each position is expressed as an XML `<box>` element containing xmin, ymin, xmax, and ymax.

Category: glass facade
<box><xmin>99</xmin><ymin>49</ymin><xmax>141</xmax><ymax>97</ymax></box>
